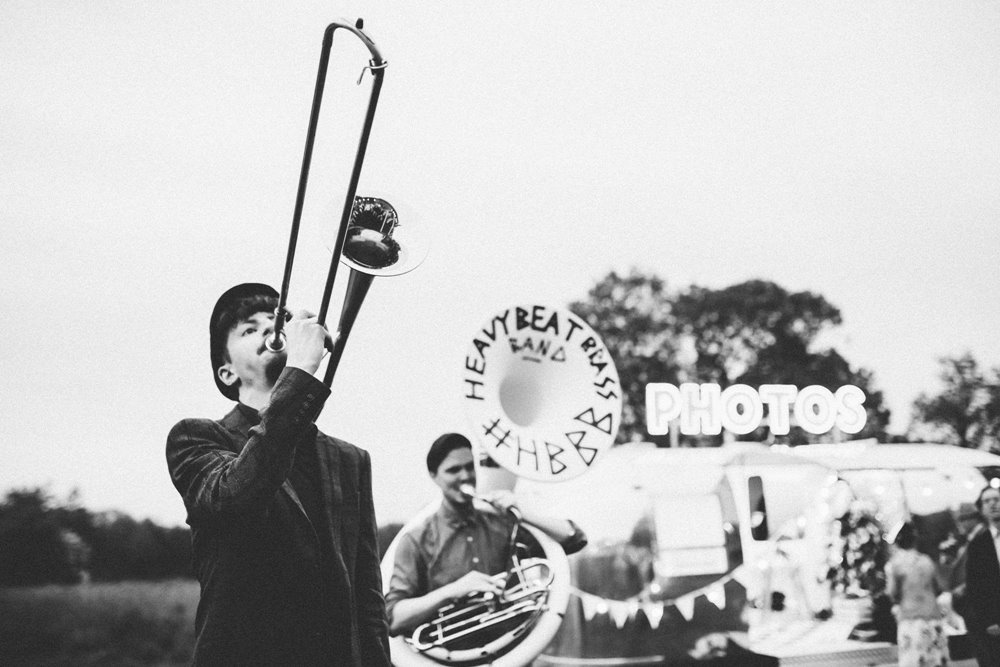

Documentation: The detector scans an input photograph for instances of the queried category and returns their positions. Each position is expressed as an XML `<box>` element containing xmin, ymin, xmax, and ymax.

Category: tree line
<box><xmin>572</xmin><ymin>271</ymin><xmax>1000</xmax><ymax>449</ymax></box>
<box><xmin>0</xmin><ymin>487</ymin><xmax>405</xmax><ymax>587</ymax></box>
<box><xmin>3</xmin><ymin>273</ymin><xmax>996</xmax><ymax>587</ymax></box>
<box><xmin>0</xmin><ymin>488</ymin><xmax>192</xmax><ymax>586</ymax></box>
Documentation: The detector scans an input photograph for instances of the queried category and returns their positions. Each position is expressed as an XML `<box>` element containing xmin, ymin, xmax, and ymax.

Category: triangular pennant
<box><xmin>642</xmin><ymin>602</ymin><xmax>665</xmax><ymax>630</ymax></box>
<box><xmin>609</xmin><ymin>601</ymin><xmax>630</xmax><ymax>629</ymax></box>
<box><xmin>674</xmin><ymin>596</ymin><xmax>695</xmax><ymax>621</ymax></box>
<box><xmin>706</xmin><ymin>584</ymin><xmax>726</xmax><ymax>610</ymax></box>
<box><xmin>580</xmin><ymin>593</ymin><xmax>599</xmax><ymax>621</ymax></box>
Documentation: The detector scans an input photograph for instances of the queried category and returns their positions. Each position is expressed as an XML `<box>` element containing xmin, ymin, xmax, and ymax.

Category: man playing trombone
<box><xmin>166</xmin><ymin>283</ymin><xmax>391</xmax><ymax>666</ymax></box>
<box><xmin>385</xmin><ymin>432</ymin><xmax>588</xmax><ymax>636</ymax></box>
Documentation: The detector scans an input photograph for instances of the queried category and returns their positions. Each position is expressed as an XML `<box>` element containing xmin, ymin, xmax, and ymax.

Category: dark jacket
<box><xmin>166</xmin><ymin>367</ymin><xmax>390</xmax><ymax>666</ymax></box>
<box><xmin>964</xmin><ymin>525</ymin><xmax>1000</xmax><ymax>635</ymax></box>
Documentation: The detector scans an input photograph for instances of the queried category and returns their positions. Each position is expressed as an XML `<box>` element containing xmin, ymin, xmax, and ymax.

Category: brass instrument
<box><xmin>401</xmin><ymin>485</ymin><xmax>569</xmax><ymax>665</ymax></box>
<box><xmin>265</xmin><ymin>19</ymin><xmax>424</xmax><ymax>385</ymax></box>
<box><xmin>383</xmin><ymin>303</ymin><xmax>623</xmax><ymax>665</ymax></box>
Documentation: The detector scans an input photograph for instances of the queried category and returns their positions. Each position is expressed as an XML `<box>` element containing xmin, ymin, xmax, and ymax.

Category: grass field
<box><xmin>0</xmin><ymin>579</ymin><xmax>199</xmax><ymax>667</ymax></box>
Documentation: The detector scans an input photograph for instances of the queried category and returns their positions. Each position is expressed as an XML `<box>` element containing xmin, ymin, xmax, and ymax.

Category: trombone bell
<box><xmin>339</xmin><ymin>196</ymin><xmax>426</xmax><ymax>277</ymax></box>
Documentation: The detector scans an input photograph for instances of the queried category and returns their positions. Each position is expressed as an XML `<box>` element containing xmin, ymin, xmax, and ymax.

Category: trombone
<box><xmin>265</xmin><ymin>19</ymin><xmax>422</xmax><ymax>386</ymax></box>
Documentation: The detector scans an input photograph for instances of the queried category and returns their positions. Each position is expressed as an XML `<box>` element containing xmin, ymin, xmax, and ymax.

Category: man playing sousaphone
<box><xmin>385</xmin><ymin>433</ymin><xmax>588</xmax><ymax>636</ymax></box>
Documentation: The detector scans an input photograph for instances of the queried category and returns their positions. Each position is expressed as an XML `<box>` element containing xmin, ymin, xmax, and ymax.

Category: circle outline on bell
<box><xmin>463</xmin><ymin>304</ymin><xmax>622</xmax><ymax>482</ymax></box>
<box><xmin>338</xmin><ymin>195</ymin><xmax>428</xmax><ymax>277</ymax></box>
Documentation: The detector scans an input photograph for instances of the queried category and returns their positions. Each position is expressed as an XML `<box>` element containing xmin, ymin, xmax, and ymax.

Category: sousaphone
<box><xmin>382</xmin><ymin>305</ymin><xmax>622</xmax><ymax>666</ymax></box>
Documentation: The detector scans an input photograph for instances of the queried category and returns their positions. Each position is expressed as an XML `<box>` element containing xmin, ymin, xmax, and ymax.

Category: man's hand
<box><xmin>442</xmin><ymin>571</ymin><xmax>503</xmax><ymax>601</ymax></box>
<box><xmin>282</xmin><ymin>310</ymin><xmax>333</xmax><ymax>375</ymax></box>
<box><xmin>481</xmin><ymin>490</ymin><xmax>519</xmax><ymax>514</ymax></box>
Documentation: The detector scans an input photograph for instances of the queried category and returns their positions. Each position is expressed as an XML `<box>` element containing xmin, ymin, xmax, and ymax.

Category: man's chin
<box><xmin>448</xmin><ymin>493</ymin><xmax>473</xmax><ymax>508</ymax></box>
<box><xmin>264</xmin><ymin>354</ymin><xmax>287</xmax><ymax>385</ymax></box>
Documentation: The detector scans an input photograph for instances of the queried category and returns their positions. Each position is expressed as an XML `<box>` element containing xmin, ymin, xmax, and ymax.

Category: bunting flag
<box><xmin>674</xmin><ymin>595</ymin><xmax>695</xmax><ymax>621</ymax></box>
<box><xmin>706</xmin><ymin>584</ymin><xmax>726</xmax><ymax>610</ymax></box>
<box><xmin>642</xmin><ymin>602</ymin><xmax>664</xmax><ymax>629</ymax></box>
<box><xmin>566</xmin><ymin>566</ymin><xmax>748</xmax><ymax>628</ymax></box>
<box><xmin>609</xmin><ymin>601</ymin><xmax>631</xmax><ymax>629</ymax></box>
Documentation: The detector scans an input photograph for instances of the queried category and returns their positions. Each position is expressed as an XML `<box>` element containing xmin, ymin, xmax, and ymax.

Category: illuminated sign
<box><xmin>645</xmin><ymin>383</ymin><xmax>866</xmax><ymax>436</ymax></box>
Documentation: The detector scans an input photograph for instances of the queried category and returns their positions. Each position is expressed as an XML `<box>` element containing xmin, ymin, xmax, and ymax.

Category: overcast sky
<box><xmin>1</xmin><ymin>1</ymin><xmax>998</xmax><ymax>527</ymax></box>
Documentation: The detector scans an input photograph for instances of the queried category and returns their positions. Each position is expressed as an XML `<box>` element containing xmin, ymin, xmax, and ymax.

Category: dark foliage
<box><xmin>570</xmin><ymin>270</ymin><xmax>891</xmax><ymax>445</ymax></box>
<box><xmin>0</xmin><ymin>488</ymin><xmax>406</xmax><ymax>587</ymax></box>
<box><xmin>0</xmin><ymin>488</ymin><xmax>193</xmax><ymax>586</ymax></box>
<box><xmin>910</xmin><ymin>352</ymin><xmax>1000</xmax><ymax>450</ymax></box>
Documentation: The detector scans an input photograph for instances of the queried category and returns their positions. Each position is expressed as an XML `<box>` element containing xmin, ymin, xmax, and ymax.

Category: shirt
<box><xmin>886</xmin><ymin>549</ymin><xmax>942</xmax><ymax>621</ymax></box>
<box><xmin>385</xmin><ymin>501</ymin><xmax>517</xmax><ymax>628</ymax></box>
<box><xmin>991</xmin><ymin>524</ymin><xmax>1000</xmax><ymax>565</ymax></box>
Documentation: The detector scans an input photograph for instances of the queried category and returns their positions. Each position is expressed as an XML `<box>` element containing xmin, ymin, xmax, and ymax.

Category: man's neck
<box><xmin>238</xmin><ymin>385</ymin><xmax>274</xmax><ymax>412</ymax></box>
<box><xmin>442</xmin><ymin>496</ymin><xmax>474</xmax><ymax>516</ymax></box>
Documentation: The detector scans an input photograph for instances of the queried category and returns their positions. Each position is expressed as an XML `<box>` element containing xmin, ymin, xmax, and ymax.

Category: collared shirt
<box><xmin>385</xmin><ymin>501</ymin><xmax>516</xmax><ymax>625</ymax></box>
<box><xmin>990</xmin><ymin>524</ymin><xmax>1000</xmax><ymax>565</ymax></box>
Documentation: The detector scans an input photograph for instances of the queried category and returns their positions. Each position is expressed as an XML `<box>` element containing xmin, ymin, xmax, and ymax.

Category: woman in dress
<box><xmin>885</xmin><ymin>521</ymin><xmax>950</xmax><ymax>667</ymax></box>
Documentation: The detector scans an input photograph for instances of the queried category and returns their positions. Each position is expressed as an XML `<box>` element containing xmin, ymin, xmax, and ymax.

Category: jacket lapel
<box><xmin>218</xmin><ymin>406</ymin><xmax>252</xmax><ymax>454</ymax></box>
<box><xmin>318</xmin><ymin>437</ymin><xmax>344</xmax><ymax>549</ymax></box>
<box><xmin>220</xmin><ymin>405</ymin><xmax>316</xmax><ymax>534</ymax></box>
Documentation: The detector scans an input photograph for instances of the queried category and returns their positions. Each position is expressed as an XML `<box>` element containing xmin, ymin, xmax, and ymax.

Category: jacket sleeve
<box><xmin>355</xmin><ymin>449</ymin><xmax>392</xmax><ymax>665</ymax></box>
<box><xmin>165</xmin><ymin>367</ymin><xmax>330</xmax><ymax>522</ymax></box>
<box><xmin>964</xmin><ymin>534</ymin><xmax>990</xmax><ymax>632</ymax></box>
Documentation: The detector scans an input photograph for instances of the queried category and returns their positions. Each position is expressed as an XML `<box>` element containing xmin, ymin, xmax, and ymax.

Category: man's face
<box><xmin>217</xmin><ymin>311</ymin><xmax>286</xmax><ymax>394</ymax></box>
<box><xmin>980</xmin><ymin>488</ymin><xmax>1000</xmax><ymax>524</ymax></box>
<box><xmin>431</xmin><ymin>447</ymin><xmax>476</xmax><ymax>507</ymax></box>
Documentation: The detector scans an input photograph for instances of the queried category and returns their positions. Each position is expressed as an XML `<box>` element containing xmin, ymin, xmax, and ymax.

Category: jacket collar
<box><xmin>439</xmin><ymin>499</ymin><xmax>477</xmax><ymax>529</ymax></box>
<box><xmin>217</xmin><ymin>403</ymin><xmax>260</xmax><ymax>452</ymax></box>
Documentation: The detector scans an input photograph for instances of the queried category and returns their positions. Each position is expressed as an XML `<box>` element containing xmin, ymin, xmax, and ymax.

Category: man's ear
<box><xmin>217</xmin><ymin>363</ymin><xmax>239</xmax><ymax>390</ymax></box>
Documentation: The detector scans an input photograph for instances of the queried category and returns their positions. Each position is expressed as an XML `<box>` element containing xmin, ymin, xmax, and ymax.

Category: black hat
<box><xmin>426</xmin><ymin>433</ymin><xmax>473</xmax><ymax>473</ymax></box>
<box><xmin>209</xmin><ymin>283</ymin><xmax>279</xmax><ymax>400</ymax></box>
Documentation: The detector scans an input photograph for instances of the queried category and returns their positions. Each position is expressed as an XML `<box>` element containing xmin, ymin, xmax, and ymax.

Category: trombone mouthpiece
<box><xmin>458</xmin><ymin>484</ymin><xmax>477</xmax><ymax>498</ymax></box>
<box><xmin>264</xmin><ymin>332</ymin><xmax>286</xmax><ymax>353</ymax></box>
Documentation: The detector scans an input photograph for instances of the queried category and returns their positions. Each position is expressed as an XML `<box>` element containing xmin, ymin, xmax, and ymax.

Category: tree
<box><xmin>570</xmin><ymin>270</ymin><xmax>891</xmax><ymax>445</ymax></box>
<box><xmin>910</xmin><ymin>353</ymin><xmax>1000</xmax><ymax>450</ymax></box>
<box><xmin>569</xmin><ymin>271</ymin><xmax>682</xmax><ymax>445</ymax></box>
<box><xmin>0</xmin><ymin>489</ymin><xmax>83</xmax><ymax>585</ymax></box>
<box><xmin>673</xmin><ymin>280</ymin><xmax>842</xmax><ymax>386</ymax></box>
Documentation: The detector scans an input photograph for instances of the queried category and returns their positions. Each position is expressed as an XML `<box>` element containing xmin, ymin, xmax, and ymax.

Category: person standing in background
<box><xmin>885</xmin><ymin>522</ymin><xmax>950</xmax><ymax>667</ymax></box>
<box><xmin>965</xmin><ymin>485</ymin><xmax>1000</xmax><ymax>667</ymax></box>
